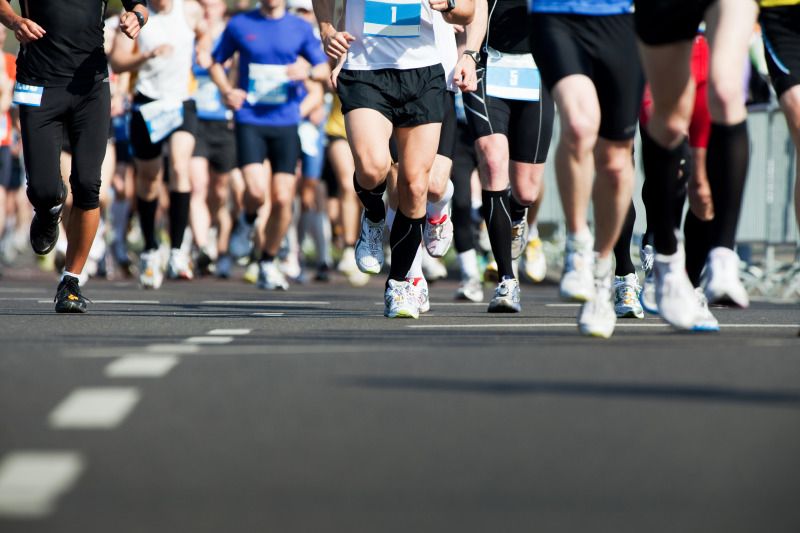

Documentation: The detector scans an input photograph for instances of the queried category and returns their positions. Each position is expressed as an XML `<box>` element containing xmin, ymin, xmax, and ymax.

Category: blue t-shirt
<box><xmin>212</xmin><ymin>10</ymin><xmax>327</xmax><ymax>126</ymax></box>
<box><xmin>529</xmin><ymin>0</ymin><xmax>633</xmax><ymax>15</ymax></box>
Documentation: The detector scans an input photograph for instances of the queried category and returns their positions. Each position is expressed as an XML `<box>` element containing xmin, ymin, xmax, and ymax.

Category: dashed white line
<box><xmin>105</xmin><ymin>356</ymin><xmax>179</xmax><ymax>378</ymax></box>
<box><xmin>184</xmin><ymin>336</ymin><xmax>234</xmax><ymax>345</ymax></box>
<box><xmin>545</xmin><ymin>303</ymin><xmax>582</xmax><ymax>308</ymax></box>
<box><xmin>48</xmin><ymin>388</ymin><xmax>140</xmax><ymax>429</ymax></box>
<box><xmin>203</xmin><ymin>300</ymin><xmax>330</xmax><ymax>305</ymax></box>
<box><xmin>251</xmin><ymin>312</ymin><xmax>285</xmax><ymax>317</ymax></box>
<box><xmin>207</xmin><ymin>328</ymin><xmax>251</xmax><ymax>336</ymax></box>
<box><xmin>146</xmin><ymin>344</ymin><xmax>200</xmax><ymax>354</ymax></box>
<box><xmin>0</xmin><ymin>451</ymin><xmax>85</xmax><ymax>518</ymax></box>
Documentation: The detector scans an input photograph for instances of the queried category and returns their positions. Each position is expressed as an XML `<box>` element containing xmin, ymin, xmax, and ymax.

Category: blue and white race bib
<box><xmin>12</xmin><ymin>83</ymin><xmax>44</xmax><ymax>107</ymax></box>
<box><xmin>363</xmin><ymin>0</ymin><xmax>421</xmax><ymax>38</ymax></box>
<box><xmin>485</xmin><ymin>47</ymin><xmax>541</xmax><ymax>102</ymax></box>
<box><xmin>194</xmin><ymin>74</ymin><xmax>231</xmax><ymax>121</ymax></box>
<box><xmin>247</xmin><ymin>64</ymin><xmax>289</xmax><ymax>106</ymax></box>
<box><xmin>138</xmin><ymin>99</ymin><xmax>184</xmax><ymax>144</ymax></box>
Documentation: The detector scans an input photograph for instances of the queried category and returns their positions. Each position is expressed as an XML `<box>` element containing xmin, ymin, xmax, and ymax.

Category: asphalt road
<box><xmin>1</xmin><ymin>268</ymin><xmax>799</xmax><ymax>533</ymax></box>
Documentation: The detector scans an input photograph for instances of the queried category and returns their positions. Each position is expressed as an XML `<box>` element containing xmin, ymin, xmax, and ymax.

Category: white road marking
<box><xmin>0</xmin><ymin>287</ymin><xmax>47</xmax><ymax>293</ymax></box>
<box><xmin>545</xmin><ymin>303</ymin><xmax>582</xmax><ymax>308</ymax></box>
<box><xmin>184</xmin><ymin>336</ymin><xmax>234</xmax><ymax>345</ymax></box>
<box><xmin>207</xmin><ymin>328</ymin><xmax>251</xmax><ymax>335</ymax></box>
<box><xmin>49</xmin><ymin>388</ymin><xmax>140</xmax><ymax>429</ymax></box>
<box><xmin>408</xmin><ymin>323</ymin><xmax>800</xmax><ymax>329</ymax></box>
<box><xmin>251</xmin><ymin>312</ymin><xmax>286</xmax><ymax>317</ymax></box>
<box><xmin>203</xmin><ymin>300</ymin><xmax>330</xmax><ymax>305</ymax></box>
<box><xmin>146</xmin><ymin>344</ymin><xmax>200</xmax><ymax>354</ymax></box>
<box><xmin>0</xmin><ymin>451</ymin><xmax>85</xmax><ymax>518</ymax></box>
<box><xmin>0</xmin><ymin>297</ymin><xmax>43</xmax><ymax>301</ymax></box>
<box><xmin>105</xmin><ymin>356</ymin><xmax>179</xmax><ymax>378</ymax></box>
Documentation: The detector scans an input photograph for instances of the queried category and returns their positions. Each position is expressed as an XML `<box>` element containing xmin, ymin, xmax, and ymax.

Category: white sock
<box><xmin>407</xmin><ymin>245</ymin><xmax>424</xmax><ymax>279</ymax></box>
<box><xmin>527</xmin><ymin>222</ymin><xmax>539</xmax><ymax>242</ymax></box>
<box><xmin>62</xmin><ymin>270</ymin><xmax>80</xmax><ymax>281</ymax></box>
<box><xmin>458</xmin><ymin>249</ymin><xmax>479</xmax><ymax>280</ymax></box>
<box><xmin>426</xmin><ymin>180</ymin><xmax>454</xmax><ymax>221</ymax></box>
<box><xmin>595</xmin><ymin>255</ymin><xmax>612</xmax><ymax>278</ymax></box>
<box><xmin>386</xmin><ymin>206</ymin><xmax>396</xmax><ymax>231</ymax></box>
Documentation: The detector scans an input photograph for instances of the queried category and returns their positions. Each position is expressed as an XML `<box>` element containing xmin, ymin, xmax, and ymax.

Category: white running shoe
<box><xmin>455</xmin><ymin>276</ymin><xmax>484</xmax><ymax>302</ymax></box>
<box><xmin>578</xmin><ymin>272</ymin><xmax>616</xmax><ymax>338</ymax></box>
<box><xmin>338</xmin><ymin>246</ymin><xmax>359</xmax><ymax>275</ymax></box>
<box><xmin>422</xmin><ymin>253</ymin><xmax>448</xmax><ymax>281</ymax></box>
<box><xmin>488</xmin><ymin>278</ymin><xmax>521</xmax><ymax>313</ymax></box>
<box><xmin>167</xmin><ymin>248</ymin><xmax>194</xmax><ymax>280</ymax></box>
<box><xmin>346</xmin><ymin>269</ymin><xmax>371</xmax><ymax>287</ymax></box>
<box><xmin>510</xmin><ymin>219</ymin><xmax>528</xmax><ymax>259</ymax></box>
<box><xmin>703</xmin><ymin>247</ymin><xmax>750</xmax><ymax>308</ymax></box>
<box><xmin>560</xmin><ymin>233</ymin><xmax>594</xmax><ymax>302</ymax></box>
<box><xmin>639</xmin><ymin>245</ymin><xmax>657</xmax><ymax>314</ymax></box>
<box><xmin>654</xmin><ymin>248</ymin><xmax>703</xmax><ymax>330</ymax></box>
<box><xmin>257</xmin><ymin>260</ymin><xmax>289</xmax><ymax>290</ymax></box>
<box><xmin>355</xmin><ymin>214</ymin><xmax>385</xmax><ymax>274</ymax></box>
<box><xmin>692</xmin><ymin>287</ymin><xmax>720</xmax><ymax>332</ymax></box>
<box><xmin>521</xmin><ymin>237</ymin><xmax>547</xmax><ymax>283</ymax></box>
<box><xmin>243</xmin><ymin>261</ymin><xmax>259</xmax><ymax>284</ymax></box>
<box><xmin>423</xmin><ymin>211</ymin><xmax>454</xmax><ymax>258</ymax></box>
<box><xmin>139</xmin><ymin>250</ymin><xmax>163</xmax><ymax>289</ymax></box>
<box><xmin>407</xmin><ymin>276</ymin><xmax>430</xmax><ymax>314</ymax></box>
<box><xmin>384</xmin><ymin>279</ymin><xmax>419</xmax><ymax>319</ymax></box>
<box><xmin>614</xmin><ymin>273</ymin><xmax>644</xmax><ymax>319</ymax></box>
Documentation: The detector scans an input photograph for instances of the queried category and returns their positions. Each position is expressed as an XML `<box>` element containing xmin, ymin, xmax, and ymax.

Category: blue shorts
<box><xmin>298</xmin><ymin>120</ymin><xmax>325</xmax><ymax>180</ymax></box>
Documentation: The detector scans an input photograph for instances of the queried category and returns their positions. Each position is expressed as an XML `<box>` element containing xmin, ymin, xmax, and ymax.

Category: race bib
<box><xmin>13</xmin><ymin>83</ymin><xmax>44</xmax><ymax>107</ymax></box>
<box><xmin>247</xmin><ymin>64</ymin><xmax>289</xmax><ymax>105</ymax></box>
<box><xmin>363</xmin><ymin>0</ymin><xmax>421</xmax><ymax>38</ymax></box>
<box><xmin>485</xmin><ymin>47</ymin><xmax>541</xmax><ymax>102</ymax></box>
<box><xmin>194</xmin><ymin>74</ymin><xmax>232</xmax><ymax>121</ymax></box>
<box><xmin>298</xmin><ymin>121</ymin><xmax>321</xmax><ymax>157</ymax></box>
<box><xmin>138</xmin><ymin>99</ymin><xmax>184</xmax><ymax>144</ymax></box>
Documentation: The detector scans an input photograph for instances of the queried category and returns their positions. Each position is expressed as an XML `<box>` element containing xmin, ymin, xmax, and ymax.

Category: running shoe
<box><xmin>614</xmin><ymin>273</ymin><xmax>644</xmax><ymax>319</ymax></box>
<box><xmin>521</xmin><ymin>237</ymin><xmax>547</xmax><ymax>283</ymax></box>
<box><xmin>578</xmin><ymin>272</ymin><xmax>616</xmax><ymax>338</ymax></box>
<box><xmin>30</xmin><ymin>204</ymin><xmax>63</xmax><ymax>256</ymax></box>
<box><xmin>488</xmin><ymin>277</ymin><xmax>521</xmax><ymax>313</ymax></box>
<box><xmin>355</xmin><ymin>213</ymin><xmax>385</xmax><ymax>274</ymax></box>
<box><xmin>315</xmin><ymin>263</ymin><xmax>331</xmax><ymax>282</ymax></box>
<box><xmin>257</xmin><ymin>260</ymin><xmax>289</xmax><ymax>290</ymax></box>
<box><xmin>54</xmin><ymin>275</ymin><xmax>88</xmax><ymax>314</ymax></box>
<box><xmin>195</xmin><ymin>248</ymin><xmax>213</xmax><ymax>276</ymax></box>
<box><xmin>167</xmin><ymin>248</ymin><xmax>194</xmax><ymax>280</ymax></box>
<box><xmin>484</xmin><ymin>260</ymin><xmax>499</xmax><ymax>283</ymax></box>
<box><xmin>654</xmin><ymin>247</ymin><xmax>703</xmax><ymax>330</ymax></box>
<box><xmin>384</xmin><ymin>279</ymin><xmax>419</xmax><ymax>319</ymax></box>
<box><xmin>703</xmin><ymin>247</ymin><xmax>750</xmax><ymax>308</ymax></box>
<box><xmin>407</xmin><ymin>276</ymin><xmax>430</xmax><ymax>313</ymax></box>
<box><xmin>560</xmin><ymin>232</ymin><xmax>594</xmax><ymax>302</ymax></box>
<box><xmin>455</xmin><ymin>276</ymin><xmax>484</xmax><ymax>302</ymax></box>
<box><xmin>510</xmin><ymin>219</ymin><xmax>527</xmax><ymax>259</ymax></box>
<box><xmin>139</xmin><ymin>249</ymin><xmax>163</xmax><ymax>289</ymax></box>
<box><xmin>692</xmin><ymin>287</ymin><xmax>720</xmax><ymax>332</ymax></box>
<box><xmin>423</xmin><ymin>211</ymin><xmax>454</xmax><ymax>258</ymax></box>
<box><xmin>216</xmin><ymin>253</ymin><xmax>233</xmax><ymax>279</ymax></box>
<box><xmin>243</xmin><ymin>260</ymin><xmax>259</xmax><ymax>284</ymax></box>
<box><xmin>229</xmin><ymin>215</ymin><xmax>254</xmax><ymax>259</ymax></box>
<box><xmin>639</xmin><ymin>244</ymin><xmax>657</xmax><ymax>314</ymax></box>
<box><xmin>422</xmin><ymin>253</ymin><xmax>448</xmax><ymax>281</ymax></box>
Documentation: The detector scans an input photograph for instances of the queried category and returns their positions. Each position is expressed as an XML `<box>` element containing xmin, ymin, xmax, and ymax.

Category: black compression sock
<box><xmin>260</xmin><ymin>251</ymin><xmax>275</xmax><ymax>263</ymax></box>
<box><xmin>137</xmin><ymin>196</ymin><xmax>159</xmax><ymax>251</ymax></box>
<box><xmin>684</xmin><ymin>209</ymin><xmax>714</xmax><ymax>287</ymax></box>
<box><xmin>707</xmin><ymin>121</ymin><xmax>749</xmax><ymax>249</ymax></box>
<box><xmin>481</xmin><ymin>189</ymin><xmax>514</xmax><ymax>279</ymax></box>
<box><xmin>613</xmin><ymin>202</ymin><xmax>637</xmax><ymax>276</ymax></box>
<box><xmin>509</xmin><ymin>192</ymin><xmax>528</xmax><ymax>223</ymax></box>
<box><xmin>168</xmin><ymin>191</ymin><xmax>191</xmax><ymax>249</ymax></box>
<box><xmin>353</xmin><ymin>174</ymin><xmax>386</xmax><ymax>223</ymax></box>
<box><xmin>641</xmin><ymin>128</ymin><xmax>684</xmax><ymax>255</ymax></box>
<box><xmin>387</xmin><ymin>209</ymin><xmax>424</xmax><ymax>283</ymax></box>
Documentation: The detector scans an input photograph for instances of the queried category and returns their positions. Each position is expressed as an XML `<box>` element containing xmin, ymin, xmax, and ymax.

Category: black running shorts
<box><xmin>193</xmin><ymin>119</ymin><xmax>237</xmax><ymax>174</ymax></box>
<box><xmin>130</xmin><ymin>95</ymin><xmax>198</xmax><ymax>161</ymax></box>
<box><xmin>337</xmin><ymin>65</ymin><xmax>446</xmax><ymax>128</ymax></box>
<box><xmin>760</xmin><ymin>5</ymin><xmax>800</xmax><ymax>98</ymax></box>
<box><xmin>235</xmin><ymin>122</ymin><xmax>300</xmax><ymax>174</ymax></box>
<box><xmin>633</xmin><ymin>0</ymin><xmax>714</xmax><ymax>46</ymax></box>
<box><xmin>437</xmin><ymin>91</ymin><xmax>458</xmax><ymax>159</ymax></box>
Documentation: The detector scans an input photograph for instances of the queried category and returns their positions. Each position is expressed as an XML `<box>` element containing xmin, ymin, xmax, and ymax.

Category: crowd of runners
<box><xmin>0</xmin><ymin>0</ymin><xmax>798</xmax><ymax>338</ymax></box>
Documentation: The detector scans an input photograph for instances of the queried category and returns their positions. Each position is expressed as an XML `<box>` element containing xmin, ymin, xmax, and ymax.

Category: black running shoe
<box><xmin>30</xmin><ymin>206</ymin><xmax>63</xmax><ymax>255</ymax></box>
<box><xmin>54</xmin><ymin>275</ymin><xmax>88</xmax><ymax>313</ymax></box>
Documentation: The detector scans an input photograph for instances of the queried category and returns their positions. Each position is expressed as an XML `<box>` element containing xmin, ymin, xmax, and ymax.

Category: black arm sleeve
<box><xmin>121</xmin><ymin>0</ymin><xmax>146</xmax><ymax>10</ymax></box>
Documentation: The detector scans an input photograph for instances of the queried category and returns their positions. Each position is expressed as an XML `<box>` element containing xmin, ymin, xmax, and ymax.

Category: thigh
<box><xmin>129</xmin><ymin>107</ymin><xmax>164</xmax><ymax>161</ymax></box>
<box><xmin>265</xmin><ymin>126</ymin><xmax>301</xmax><ymax>176</ymax></box>
<box><xmin>344</xmin><ymin>108</ymin><xmax>393</xmax><ymax>177</ymax></box>
<box><xmin>235</xmin><ymin>122</ymin><xmax>267</xmax><ymax>168</ymax></box>
<box><xmin>633</xmin><ymin>0</ymin><xmax>707</xmax><ymax>46</ymax></box>
<box><xmin>508</xmin><ymin>88</ymin><xmax>554</xmax><ymax>164</ymax></box>
<box><xmin>19</xmin><ymin>86</ymin><xmax>69</xmax><ymax>196</ymax></box>
<box><xmin>529</xmin><ymin>14</ymin><xmax>592</xmax><ymax>93</ymax></box>
<box><xmin>761</xmin><ymin>6</ymin><xmax>800</xmax><ymax>99</ymax></box>
<box><xmin>395</xmin><ymin>122</ymin><xmax>442</xmax><ymax>180</ymax></box>
<box><xmin>209</xmin><ymin>121</ymin><xmax>238</xmax><ymax>174</ymax></box>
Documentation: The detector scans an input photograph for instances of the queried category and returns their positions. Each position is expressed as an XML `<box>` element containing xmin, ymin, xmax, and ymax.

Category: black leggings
<box><xmin>451</xmin><ymin>123</ymin><xmax>477</xmax><ymax>253</ymax></box>
<box><xmin>20</xmin><ymin>79</ymin><xmax>110</xmax><ymax>211</ymax></box>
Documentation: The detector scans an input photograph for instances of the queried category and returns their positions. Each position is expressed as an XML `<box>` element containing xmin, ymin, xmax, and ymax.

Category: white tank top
<box><xmin>343</xmin><ymin>0</ymin><xmax>440</xmax><ymax>71</ymax></box>
<box><xmin>135</xmin><ymin>0</ymin><xmax>195</xmax><ymax>101</ymax></box>
<box><xmin>433</xmin><ymin>12</ymin><xmax>457</xmax><ymax>93</ymax></box>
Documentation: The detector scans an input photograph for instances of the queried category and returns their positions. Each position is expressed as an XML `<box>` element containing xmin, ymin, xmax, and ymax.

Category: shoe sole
<box><xmin>691</xmin><ymin>324</ymin><xmax>720</xmax><ymax>332</ymax></box>
<box><xmin>385</xmin><ymin>310</ymin><xmax>419</xmax><ymax>319</ymax></box>
<box><xmin>487</xmin><ymin>301</ymin><xmax>521</xmax><ymax>313</ymax></box>
<box><xmin>616</xmin><ymin>309</ymin><xmax>645</xmax><ymax>319</ymax></box>
<box><xmin>578</xmin><ymin>326</ymin><xmax>613</xmax><ymax>339</ymax></box>
<box><xmin>55</xmin><ymin>302</ymin><xmax>87</xmax><ymax>313</ymax></box>
<box><xmin>560</xmin><ymin>289</ymin><xmax>592</xmax><ymax>303</ymax></box>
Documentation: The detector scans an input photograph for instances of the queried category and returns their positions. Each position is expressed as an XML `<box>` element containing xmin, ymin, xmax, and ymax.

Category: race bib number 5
<box><xmin>363</xmin><ymin>0</ymin><xmax>421</xmax><ymax>38</ymax></box>
<box><xmin>13</xmin><ymin>83</ymin><xmax>44</xmax><ymax>107</ymax></box>
<box><xmin>247</xmin><ymin>64</ymin><xmax>290</xmax><ymax>105</ymax></box>
<box><xmin>485</xmin><ymin>48</ymin><xmax>541</xmax><ymax>102</ymax></box>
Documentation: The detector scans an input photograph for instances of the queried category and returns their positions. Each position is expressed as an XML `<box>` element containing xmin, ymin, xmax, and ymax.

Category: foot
<box><xmin>703</xmin><ymin>247</ymin><xmax>749</xmax><ymax>308</ymax></box>
<box><xmin>521</xmin><ymin>237</ymin><xmax>547</xmax><ymax>283</ymax></box>
<box><xmin>315</xmin><ymin>263</ymin><xmax>331</xmax><ymax>282</ymax></box>
<box><xmin>54</xmin><ymin>275</ymin><xmax>88</xmax><ymax>313</ymax></box>
<box><xmin>355</xmin><ymin>214</ymin><xmax>385</xmax><ymax>274</ymax></box>
<box><xmin>692</xmin><ymin>287</ymin><xmax>720</xmax><ymax>332</ymax></box>
<box><xmin>639</xmin><ymin>245</ymin><xmax>657</xmax><ymax>314</ymax></box>
<box><xmin>216</xmin><ymin>253</ymin><xmax>233</xmax><ymax>279</ymax></box>
<box><xmin>421</xmin><ymin>253</ymin><xmax>448</xmax><ymax>281</ymax></box>
<box><xmin>423</xmin><ymin>211</ymin><xmax>454</xmax><ymax>258</ymax></box>
<box><xmin>488</xmin><ymin>277</ymin><xmax>521</xmax><ymax>313</ymax></box>
<box><xmin>384</xmin><ymin>279</ymin><xmax>419</xmax><ymax>319</ymax></box>
<box><xmin>229</xmin><ymin>215</ymin><xmax>254</xmax><ymax>259</ymax></box>
<box><xmin>510</xmin><ymin>219</ymin><xmax>527</xmax><ymax>260</ymax></box>
<box><xmin>455</xmin><ymin>276</ymin><xmax>484</xmax><ymax>303</ymax></box>
<box><xmin>578</xmin><ymin>272</ymin><xmax>616</xmax><ymax>338</ymax></box>
<box><xmin>614</xmin><ymin>273</ymin><xmax>644</xmax><ymax>319</ymax></box>
<box><xmin>195</xmin><ymin>248</ymin><xmax>213</xmax><ymax>276</ymax></box>
<box><xmin>407</xmin><ymin>276</ymin><xmax>430</xmax><ymax>313</ymax></box>
<box><xmin>257</xmin><ymin>260</ymin><xmax>289</xmax><ymax>290</ymax></box>
<box><xmin>30</xmin><ymin>205</ymin><xmax>63</xmax><ymax>256</ymax></box>
<box><xmin>560</xmin><ymin>232</ymin><xmax>594</xmax><ymax>302</ymax></box>
<box><xmin>167</xmin><ymin>248</ymin><xmax>194</xmax><ymax>280</ymax></box>
<box><xmin>138</xmin><ymin>250</ymin><xmax>164</xmax><ymax>289</ymax></box>
<box><xmin>654</xmin><ymin>247</ymin><xmax>703</xmax><ymax>330</ymax></box>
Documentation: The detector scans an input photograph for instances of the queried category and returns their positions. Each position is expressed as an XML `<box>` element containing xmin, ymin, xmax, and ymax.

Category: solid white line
<box><xmin>207</xmin><ymin>329</ymin><xmax>251</xmax><ymax>336</ymax></box>
<box><xmin>545</xmin><ymin>303</ymin><xmax>582</xmax><ymax>308</ymax></box>
<box><xmin>105</xmin><ymin>356</ymin><xmax>179</xmax><ymax>378</ymax></box>
<box><xmin>0</xmin><ymin>297</ymin><xmax>42</xmax><ymax>301</ymax></box>
<box><xmin>0</xmin><ymin>288</ymin><xmax>47</xmax><ymax>293</ymax></box>
<box><xmin>184</xmin><ymin>336</ymin><xmax>234</xmax><ymax>345</ymax></box>
<box><xmin>202</xmin><ymin>300</ymin><xmax>330</xmax><ymax>305</ymax></box>
<box><xmin>146</xmin><ymin>344</ymin><xmax>200</xmax><ymax>354</ymax></box>
<box><xmin>0</xmin><ymin>451</ymin><xmax>85</xmax><ymax>518</ymax></box>
<box><xmin>251</xmin><ymin>313</ymin><xmax>286</xmax><ymax>317</ymax></box>
<box><xmin>408</xmin><ymin>323</ymin><xmax>800</xmax><ymax>329</ymax></box>
<box><xmin>48</xmin><ymin>388</ymin><xmax>140</xmax><ymax>429</ymax></box>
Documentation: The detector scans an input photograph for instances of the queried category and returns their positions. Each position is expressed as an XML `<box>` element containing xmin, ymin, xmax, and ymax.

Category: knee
<box><xmin>272</xmin><ymin>184</ymin><xmax>295</xmax><ymax>209</ymax></box>
<box><xmin>355</xmin><ymin>154</ymin><xmax>391</xmax><ymax>189</ymax></box>
<box><xmin>561</xmin><ymin>114</ymin><xmax>599</xmax><ymax>154</ymax></box>
<box><xmin>596</xmin><ymin>152</ymin><xmax>633</xmax><ymax>192</ymax></box>
<box><xmin>708</xmin><ymin>78</ymin><xmax>745</xmax><ymax>121</ymax></box>
<box><xmin>69</xmin><ymin>176</ymin><xmax>101</xmax><ymax>210</ymax></box>
<box><xmin>26</xmin><ymin>179</ymin><xmax>67</xmax><ymax>211</ymax></box>
<box><xmin>402</xmin><ymin>174</ymin><xmax>429</xmax><ymax>204</ymax></box>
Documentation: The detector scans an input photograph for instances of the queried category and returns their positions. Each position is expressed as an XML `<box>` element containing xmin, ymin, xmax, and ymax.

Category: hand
<box><xmin>452</xmin><ymin>24</ymin><xmax>465</xmax><ymax>33</ymax></box>
<box><xmin>119</xmin><ymin>11</ymin><xmax>145</xmax><ymax>39</ymax></box>
<box><xmin>110</xmin><ymin>94</ymin><xmax>126</xmax><ymax>117</ymax></box>
<box><xmin>223</xmin><ymin>88</ymin><xmax>247</xmax><ymax>111</ymax></box>
<box><xmin>309</xmin><ymin>106</ymin><xmax>326</xmax><ymax>126</ymax></box>
<box><xmin>12</xmin><ymin>17</ymin><xmax>45</xmax><ymax>44</ymax></box>
<box><xmin>688</xmin><ymin>170</ymin><xmax>715</xmax><ymax>221</ymax></box>
<box><xmin>147</xmin><ymin>44</ymin><xmax>173</xmax><ymax>60</ymax></box>
<box><xmin>195</xmin><ymin>49</ymin><xmax>213</xmax><ymax>70</ymax></box>
<box><xmin>286</xmin><ymin>58</ymin><xmax>311</xmax><ymax>81</ymax></box>
<box><xmin>329</xmin><ymin>56</ymin><xmax>344</xmax><ymax>90</ymax></box>
<box><xmin>453</xmin><ymin>56</ymin><xmax>477</xmax><ymax>93</ymax></box>
<box><xmin>429</xmin><ymin>0</ymin><xmax>453</xmax><ymax>12</ymax></box>
<box><xmin>321</xmin><ymin>28</ymin><xmax>355</xmax><ymax>61</ymax></box>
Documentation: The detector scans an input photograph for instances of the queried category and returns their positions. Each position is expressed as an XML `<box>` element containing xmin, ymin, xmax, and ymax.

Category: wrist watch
<box><xmin>444</xmin><ymin>0</ymin><xmax>456</xmax><ymax>12</ymax></box>
<box><xmin>463</xmin><ymin>50</ymin><xmax>480</xmax><ymax>64</ymax></box>
<box><xmin>134</xmin><ymin>10</ymin><xmax>146</xmax><ymax>28</ymax></box>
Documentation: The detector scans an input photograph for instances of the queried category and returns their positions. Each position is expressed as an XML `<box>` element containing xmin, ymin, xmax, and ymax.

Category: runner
<box><xmin>0</xmin><ymin>0</ymin><xmax>147</xmax><ymax>311</ymax></box>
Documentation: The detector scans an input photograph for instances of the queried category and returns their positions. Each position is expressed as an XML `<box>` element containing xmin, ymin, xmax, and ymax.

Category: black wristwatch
<box><xmin>463</xmin><ymin>50</ymin><xmax>480</xmax><ymax>64</ymax></box>
<box><xmin>134</xmin><ymin>10</ymin><xmax>146</xmax><ymax>28</ymax></box>
<box><xmin>444</xmin><ymin>0</ymin><xmax>456</xmax><ymax>12</ymax></box>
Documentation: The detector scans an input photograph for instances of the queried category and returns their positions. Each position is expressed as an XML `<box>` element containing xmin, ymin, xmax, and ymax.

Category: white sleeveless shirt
<box><xmin>135</xmin><ymin>0</ymin><xmax>195</xmax><ymax>101</ymax></box>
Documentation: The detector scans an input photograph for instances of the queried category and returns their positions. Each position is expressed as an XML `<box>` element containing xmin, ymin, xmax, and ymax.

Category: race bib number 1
<box><xmin>13</xmin><ymin>83</ymin><xmax>44</xmax><ymax>107</ymax></box>
<box><xmin>363</xmin><ymin>0</ymin><xmax>421</xmax><ymax>38</ymax></box>
<box><xmin>485</xmin><ymin>48</ymin><xmax>541</xmax><ymax>102</ymax></box>
<box><xmin>247</xmin><ymin>64</ymin><xmax>290</xmax><ymax>105</ymax></box>
<box><xmin>139</xmin><ymin>99</ymin><xmax>184</xmax><ymax>144</ymax></box>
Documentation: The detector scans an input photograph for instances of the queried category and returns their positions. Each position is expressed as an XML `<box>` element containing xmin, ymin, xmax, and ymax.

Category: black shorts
<box><xmin>193</xmin><ymin>119</ymin><xmax>237</xmax><ymax>173</ymax></box>
<box><xmin>633</xmin><ymin>0</ymin><xmax>714</xmax><ymax>46</ymax></box>
<box><xmin>0</xmin><ymin>146</ymin><xmax>11</xmax><ymax>189</ymax></box>
<box><xmin>760</xmin><ymin>6</ymin><xmax>800</xmax><ymax>98</ymax></box>
<box><xmin>235</xmin><ymin>122</ymin><xmax>300</xmax><ymax>174</ymax></box>
<box><xmin>463</xmin><ymin>62</ymin><xmax>554</xmax><ymax>164</ymax></box>
<box><xmin>530</xmin><ymin>13</ymin><xmax>643</xmax><ymax>141</ymax></box>
<box><xmin>437</xmin><ymin>91</ymin><xmax>457</xmax><ymax>159</ymax></box>
<box><xmin>337</xmin><ymin>65</ymin><xmax>446</xmax><ymax>127</ymax></box>
<box><xmin>130</xmin><ymin>95</ymin><xmax>198</xmax><ymax>161</ymax></box>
